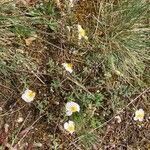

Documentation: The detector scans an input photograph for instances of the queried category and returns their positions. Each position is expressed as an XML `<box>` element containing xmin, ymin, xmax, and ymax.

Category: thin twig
<box><xmin>91</xmin><ymin>88</ymin><xmax>150</xmax><ymax>132</ymax></box>
<box><xmin>0</xmin><ymin>105</ymin><xmax>25</xmax><ymax>117</ymax></box>
<box><xmin>67</xmin><ymin>76</ymin><xmax>94</xmax><ymax>96</ymax></box>
<box><xmin>11</xmin><ymin>112</ymin><xmax>31</xmax><ymax>146</ymax></box>
<box><xmin>15</xmin><ymin>114</ymin><xmax>44</xmax><ymax>146</ymax></box>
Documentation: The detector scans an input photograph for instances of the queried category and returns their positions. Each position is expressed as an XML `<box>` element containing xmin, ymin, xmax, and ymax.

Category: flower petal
<box><xmin>138</xmin><ymin>118</ymin><xmax>144</xmax><ymax>122</ymax></box>
<box><xmin>66</xmin><ymin>111</ymin><xmax>72</xmax><ymax>116</ymax></box>
<box><xmin>133</xmin><ymin>116</ymin><xmax>138</xmax><ymax>121</ymax></box>
<box><xmin>64</xmin><ymin>122</ymin><xmax>68</xmax><ymax>130</ymax></box>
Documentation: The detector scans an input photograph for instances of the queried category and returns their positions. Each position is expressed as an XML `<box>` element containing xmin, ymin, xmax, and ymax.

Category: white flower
<box><xmin>77</xmin><ymin>24</ymin><xmax>88</xmax><ymax>40</ymax></box>
<box><xmin>21</xmin><ymin>89</ymin><xmax>36</xmax><ymax>103</ymax></box>
<box><xmin>66</xmin><ymin>101</ymin><xmax>80</xmax><ymax>116</ymax></box>
<box><xmin>62</xmin><ymin>63</ymin><xmax>73</xmax><ymax>73</ymax></box>
<box><xmin>134</xmin><ymin>108</ymin><xmax>145</xmax><ymax>122</ymax></box>
<box><xmin>64</xmin><ymin>120</ymin><xmax>75</xmax><ymax>134</ymax></box>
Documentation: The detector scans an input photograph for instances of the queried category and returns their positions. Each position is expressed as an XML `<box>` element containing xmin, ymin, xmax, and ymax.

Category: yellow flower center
<box><xmin>66</xmin><ymin>63</ymin><xmax>73</xmax><ymax>69</ymax></box>
<box><xmin>27</xmin><ymin>91</ymin><xmax>35</xmax><ymax>98</ymax></box>
<box><xmin>136</xmin><ymin>113</ymin><xmax>144</xmax><ymax>118</ymax></box>
<box><xmin>79</xmin><ymin>29</ymin><xmax>85</xmax><ymax>36</ymax></box>
<box><xmin>70</xmin><ymin>106</ymin><xmax>78</xmax><ymax>112</ymax></box>
<box><xmin>68</xmin><ymin>125</ymin><xmax>74</xmax><ymax>132</ymax></box>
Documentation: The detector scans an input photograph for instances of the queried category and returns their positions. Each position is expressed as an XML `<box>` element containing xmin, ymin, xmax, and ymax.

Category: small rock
<box><xmin>0</xmin><ymin>107</ymin><xmax>3</xmax><ymax>111</ymax></box>
<box><xmin>115</xmin><ymin>115</ymin><xmax>122</xmax><ymax>123</ymax></box>
<box><xmin>33</xmin><ymin>142</ymin><xmax>42</xmax><ymax>147</ymax></box>
<box><xmin>16</xmin><ymin>117</ymin><xmax>24</xmax><ymax>123</ymax></box>
<box><xmin>4</xmin><ymin>124</ymin><xmax>9</xmax><ymax>133</ymax></box>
